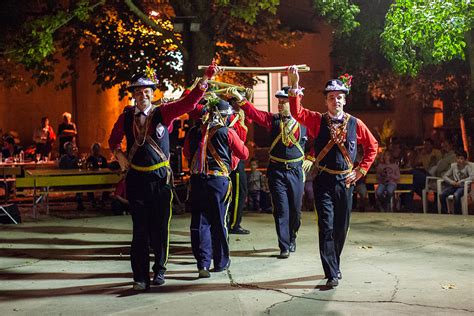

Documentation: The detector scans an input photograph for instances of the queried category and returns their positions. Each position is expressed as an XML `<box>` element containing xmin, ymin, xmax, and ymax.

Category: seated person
<box><xmin>440</xmin><ymin>150</ymin><xmax>473</xmax><ymax>214</ymax></box>
<box><xmin>1</xmin><ymin>136</ymin><xmax>22</xmax><ymax>161</ymax></box>
<box><xmin>412</xmin><ymin>138</ymin><xmax>442</xmax><ymax>197</ymax></box>
<box><xmin>429</xmin><ymin>141</ymin><xmax>456</xmax><ymax>178</ymax></box>
<box><xmin>375</xmin><ymin>150</ymin><xmax>400</xmax><ymax>212</ymax></box>
<box><xmin>58</xmin><ymin>141</ymin><xmax>84</xmax><ymax>211</ymax></box>
<box><xmin>86</xmin><ymin>142</ymin><xmax>109</xmax><ymax>208</ymax></box>
<box><xmin>86</xmin><ymin>142</ymin><xmax>108</xmax><ymax>169</ymax></box>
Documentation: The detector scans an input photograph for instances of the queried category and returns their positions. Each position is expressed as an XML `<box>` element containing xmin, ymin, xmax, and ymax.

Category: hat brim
<box><xmin>127</xmin><ymin>84</ymin><xmax>157</xmax><ymax>92</ymax></box>
<box><xmin>323</xmin><ymin>89</ymin><xmax>349</xmax><ymax>95</ymax></box>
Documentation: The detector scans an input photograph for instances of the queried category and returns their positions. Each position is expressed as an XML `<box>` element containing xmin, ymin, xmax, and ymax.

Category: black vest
<box><xmin>314</xmin><ymin>115</ymin><xmax>357</xmax><ymax>178</ymax></box>
<box><xmin>189</xmin><ymin>125</ymin><xmax>232</xmax><ymax>174</ymax></box>
<box><xmin>123</xmin><ymin>107</ymin><xmax>170</xmax><ymax>177</ymax></box>
<box><xmin>269</xmin><ymin>115</ymin><xmax>307</xmax><ymax>165</ymax></box>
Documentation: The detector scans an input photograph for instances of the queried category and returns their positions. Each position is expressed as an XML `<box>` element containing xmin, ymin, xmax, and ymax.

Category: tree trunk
<box><xmin>463</xmin><ymin>29</ymin><xmax>473</xmax><ymax>158</ymax></box>
<box><xmin>172</xmin><ymin>0</ymin><xmax>217</xmax><ymax>86</ymax></box>
<box><xmin>182</xmin><ymin>28</ymin><xmax>216</xmax><ymax>86</ymax></box>
<box><xmin>466</xmin><ymin>30</ymin><xmax>474</xmax><ymax>91</ymax></box>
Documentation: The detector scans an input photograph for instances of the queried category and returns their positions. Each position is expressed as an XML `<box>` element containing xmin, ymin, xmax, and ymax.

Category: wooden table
<box><xmin>16</xmin><ymin>168</ymin><xmax>122</xmax><ymax>217</ymax></box>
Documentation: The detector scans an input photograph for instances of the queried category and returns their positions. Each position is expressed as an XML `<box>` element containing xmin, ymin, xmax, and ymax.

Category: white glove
<box><xmin>225</xmin><ymin>87</ymin><xmax>243</xmax><ymax>102</ymax></box>
<box><xmin>302</xmin><ymin>159</ymin><xmax>314</xmax><ymax>173</ymax></box>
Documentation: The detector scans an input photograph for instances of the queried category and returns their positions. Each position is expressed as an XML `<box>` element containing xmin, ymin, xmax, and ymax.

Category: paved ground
<box><xmin>0</xmin><ymin>211</ymin><xmax>473</xmax><ymax>315</ymax></box>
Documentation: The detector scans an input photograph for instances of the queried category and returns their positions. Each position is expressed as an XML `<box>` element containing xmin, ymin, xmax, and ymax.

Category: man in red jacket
<box><xmin>108</xmin><ymin>64</ymin><xmax>219</xmax><ymax>291</ymax></box>
<box><xmin>287</xmin><ymin>65</ymin><xmax>378</xmax><ymax>287</ymax></box>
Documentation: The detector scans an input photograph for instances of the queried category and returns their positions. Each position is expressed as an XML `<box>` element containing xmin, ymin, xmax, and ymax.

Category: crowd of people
<box><xmin>343</xmin><ymin>136</ymin><xmax>473</xmax><ymax>215</ymax></box>
<box><xmin>0</xmin><ymin>112</ymin><xmax>77</xmax><ymax>162</ymax></box>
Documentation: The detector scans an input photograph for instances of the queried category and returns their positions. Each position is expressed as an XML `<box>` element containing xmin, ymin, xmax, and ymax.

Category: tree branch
<box><xmin>123</xmin><ymin>0</ymin><xmax>188</xmax><ymax>59</ymax></box>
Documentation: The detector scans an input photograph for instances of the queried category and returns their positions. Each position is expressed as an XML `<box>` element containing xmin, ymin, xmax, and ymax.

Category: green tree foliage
<box><xmin>381</xmin><ymin>0</ymin><xmax>473</xmax><ymax>77</ymax></box>
<box><xmin>0</xmin><ymin>0</ymin><xmax>358</xmax><ymax>97</ymax></box>
<box><xmin>332</xmin><ymin>0</ymin><xmax>470</xmax><ymax>117</ymax></box>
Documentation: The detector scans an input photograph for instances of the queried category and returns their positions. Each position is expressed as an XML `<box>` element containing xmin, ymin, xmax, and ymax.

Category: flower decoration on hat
<box><xmin>338</xmin><ymin>73</ymin><xmax>353</xmax><ymax>92</ymax></box>
<box><xmin>145</xmin><ymin>63</ymin><xmax>159</xmax><ymax>85</ymax></box>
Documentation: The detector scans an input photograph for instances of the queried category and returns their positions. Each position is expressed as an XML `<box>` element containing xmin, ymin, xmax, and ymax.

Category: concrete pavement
<box><xmin>0</xmin><ymin>212</ymin><xmax>473</xmax><ymax>315</ymax></box>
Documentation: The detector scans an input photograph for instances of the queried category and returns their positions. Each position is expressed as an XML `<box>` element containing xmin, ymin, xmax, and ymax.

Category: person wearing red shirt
<box><xmin>33</xmin><ymin>116</ymin><xmax>56</xmax><ymax>159</ymax></box>
<box><xmin>287</xmin><ymin>65</ymin><xmax>378</xmax><ymax>287</ymax></box>
<box><xmin>227</xmin><ymin>98</ymin><xmax>252</xmax><ymax>234</ymax></box>
<box><xmin>184</xmin><ymin>98</ymin><xmax>249</xmax><ymax>278</ymax></box>
<box><xmin>227</xmin><ymin>86</ymin><xmax>312</xmax><ymax>259</ymax></box>
<box><xmin>108</xmin><ymin>64</ymin><xmax>218</xmax><ymax>291</ymax></box>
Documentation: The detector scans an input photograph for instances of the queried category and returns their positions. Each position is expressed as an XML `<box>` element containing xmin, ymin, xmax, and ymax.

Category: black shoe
<box><xmin>229</xmin><ymin>227</ymin><xmax>250</xmax><ymax>234</ymax></box>
<box><xmin>198</xmin><ymin>267</ymin><xmax>210</xmax><ymax>278</ymax></box>
<box><xmin>152</xmin><ymin>272</ymin><xmax>165</xmax><ymax>286</ymax></box>
<box><xmin>213</xmin><ymin>259</ymin><xmax>231</xmax><ymax>272</ymax></box>
<box><xmin>289</xmin><ymin>242</ymin><xmax>296</xmax><ymax>253</ymax></box>
<box><xmin>132</xmin><ymin>281</ymin><xmax>150</xmax><ymax>291</ymax></box>
<box><xmin>326</xmin><ymin>278</ymin><xmax>339</xmax><ymax>287</ymax></box>
<box><xmin>337</xmin><ymin>271</ymin><xmax>342</xmax><ymax>280</ymax></box>
<box><xmin>277</xmin><ymin>250</ymin><xmax>290</xmax><ymax>259</ymax></box>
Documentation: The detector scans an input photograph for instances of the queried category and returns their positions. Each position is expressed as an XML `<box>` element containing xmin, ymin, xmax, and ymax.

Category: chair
<box><xmin>422</xmin><ymin>176</ymin><xmax>442</xmax><ymax>214</ymax></box>
<box><xmin>437</xmin><ymin>179</ymin><xmax>472</xmax><ymax>215</ymax></box>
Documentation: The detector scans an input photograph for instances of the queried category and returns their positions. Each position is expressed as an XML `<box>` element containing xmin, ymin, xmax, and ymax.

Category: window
<box><xmin>252</xmin><ymin>75</ymin><xmax>270</xmax><ymax>112</ymax></box>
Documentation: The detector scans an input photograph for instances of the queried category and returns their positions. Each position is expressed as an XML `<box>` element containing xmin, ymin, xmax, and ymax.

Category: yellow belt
<box><xmin>207</xmin><ymin>170</ymin><xmax>229</xmax><ymax>177</ymax></box>
<box><xmin>130</xmin><ymin>160</ymin><xmax>170</xmax><ymax>172</ymax></box>
<box><xmin>317</xmin><ymin>164</ymin><xmax>352</xmax><ymax>175</ymax></box>
<box><xmin>269</xmin><ymin>155</ymin><xmax>304</xmax><ymax>164</ymax></box>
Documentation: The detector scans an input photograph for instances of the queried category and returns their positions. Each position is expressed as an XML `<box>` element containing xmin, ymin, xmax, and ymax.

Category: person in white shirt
<box><xmin>440</xmin><ymin>150</ymin><xmax>474</xmax><ymax>214</ymax></box>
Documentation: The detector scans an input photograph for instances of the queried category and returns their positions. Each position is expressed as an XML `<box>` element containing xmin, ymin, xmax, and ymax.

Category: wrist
<box><xmin>237</xmin><ymin>98</ymin><xmax>247</xmax><ymax>106</ymax></box>
<box><xmin>198</xmin><ymin>79</ymin><xmax>208</xmax><ymax>91</ymax></box>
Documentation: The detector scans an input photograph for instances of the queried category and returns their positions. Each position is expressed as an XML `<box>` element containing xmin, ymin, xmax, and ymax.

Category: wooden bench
<box><xmin>16</xmin><ymin>169</ymin><xmax>122</xmax><ymax>217</ymax></box>
<box><xmin>364</xmin><ymin>173</ymin><xmax>413</xmax><ymax>211</ymax></box>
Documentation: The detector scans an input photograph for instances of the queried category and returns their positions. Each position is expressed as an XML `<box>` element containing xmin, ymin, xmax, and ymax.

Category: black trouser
<box><xmin>267</xmin><ymin>164</ymin><xmax>304</xmax><ymax>252</ymax></box>
<box><xmin>228</xmin><ymin>160</ymin><xmax>247</xmax><ymax>230</ymax></box>
<box><xmin>126</xmin><ymin>170</ymin><xmax>172</xmax><ymax>285</ymax></box>
<box><xmin>313</xmin><ymin>172</ymin><xmax>353</xmax><ymax>279</ymax></box>
<box><xmin>190</xmin><ymin>175</ymin><xmax>231</xmax><ymax>270</ymax></box>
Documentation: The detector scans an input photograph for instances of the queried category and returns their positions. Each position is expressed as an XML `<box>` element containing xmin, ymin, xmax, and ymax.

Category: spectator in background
<box><xmin>260</xmin><ymin>174</ymin><xmax>273</xmax><ymax>213</ymax></box>
<box><xmin>58</xmin><ymin>112</ymin><xmax>77</xmax><ymax>156</ymax></box>
<box><xmin>1</xmin><ymin>136</ymin><xmax>22</xmax><ymax>160</ymax></box>
<box><xmin>440</xmin><ymin>150</ymin><xmax>474</xmax><ymax>214</ymax></box>
<box><xmin>376</xmin><ymin>150</ymin><xmax>400</xmax><ymax>212</ymax></box>
<box><xmin>59</xmin><ymin>141</ymin><xmax>84</xmax><ymax>211</ymax></box>
<box><xmin>388</xmin><ymin>138</ymin><xmax>405</xmax><ymax>166</ymax></box>
<box><xmin>429</xmin><ymin>141</ymin><xmax>456</xmax><ymax>178</ymax></box>
<box><xmin>417</xmin><ymin>138</ymin><xmax>442</xmax><ymax>171</ymax></box>
<box><xmin>412</xmin><ymin>138</ymin><xmax>442</xmax><ymax>197</ymax></box>
<box><xmin>86</xmin><ymin>142</ymin><xmax>108</xmax><ymax>169</ymax></box>
<box><xmin>33</xmin><ymin>116</ymin><xmax>56</xmax><ymax>159</ymax></box>
<box><xmin>247</xmin><ymin>158</ymin><xmax>263</xmax><ymax>212</ymax></box>
<box><xmin>86</xmin><ymin>143</ymin><xmax>109</xmax><ymax>208</ymax></box>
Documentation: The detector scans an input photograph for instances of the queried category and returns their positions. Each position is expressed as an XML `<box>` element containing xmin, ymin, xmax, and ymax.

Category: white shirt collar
<box><xmin>134</xmin><ymin>104</ymin><xmax>153</xmax><ymax>116</ymax></box>
<box><xmin>327</xmin><ymin>111</ymin><xmax>344</xmax><ymax>120</ymax></box>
